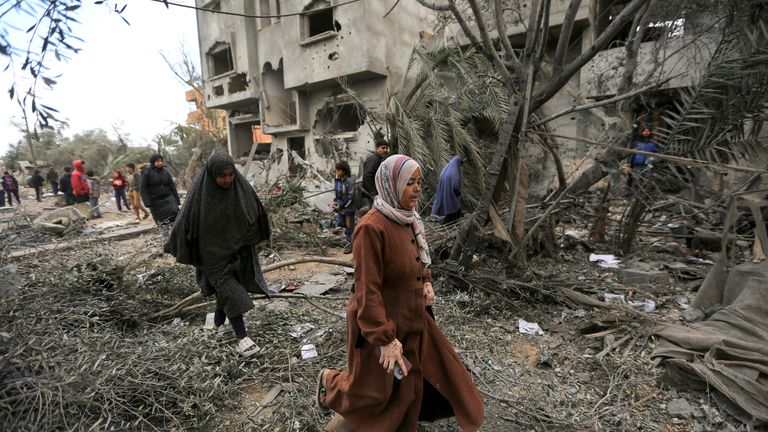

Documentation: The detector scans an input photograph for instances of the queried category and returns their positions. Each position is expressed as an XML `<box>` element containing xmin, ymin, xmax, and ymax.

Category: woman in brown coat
<box><xmin>316</xmin><ymin>155</ymin><xmax>484</xmax><ymax>431</ymax></box>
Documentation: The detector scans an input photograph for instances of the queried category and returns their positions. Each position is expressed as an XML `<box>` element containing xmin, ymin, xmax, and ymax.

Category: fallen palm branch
<box><xmin>146</xmin><ymin>256</ymin><xmax>353</xmax><ymax>321</ymax></box>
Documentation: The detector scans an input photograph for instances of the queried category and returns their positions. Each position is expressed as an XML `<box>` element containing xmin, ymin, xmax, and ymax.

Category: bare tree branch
<box><xmin>493</xmin><ymin>0</ymin><xmax>517</xmax><ymax>63</ymax></box>
<box><xmin>532</xmin><ymin>82</ymin><xmax>666</xmax><ymax>126</ymax></box>
<box><xmin>414</xmin><ymin>0</ymin><xmax>452</xmax><ymax>11</ymax></box>
<box><xmin>466</xmin><ymin>0</ymin><xmax>516</xmax><ymax>86</ymax></box>
<box><xmin>552</xmin><ymin>0</ymin><xmax>583</xmax><ymax>74</ymax></box>
<box><xmin>531</xmin><ymin>0</ymin><xmax>649</xmax><ymax>112</ymax></box>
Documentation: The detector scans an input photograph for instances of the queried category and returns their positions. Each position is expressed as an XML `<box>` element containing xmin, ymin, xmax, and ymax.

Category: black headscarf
<box><xmin>165</xmin><ymin>149</ymin><xmax>270</xmax><ymax>277</ymax></box>
<box><xmin>149</xmin><ymin>153</ymin><xmax>164</xmax><ymax>165</ymax></box>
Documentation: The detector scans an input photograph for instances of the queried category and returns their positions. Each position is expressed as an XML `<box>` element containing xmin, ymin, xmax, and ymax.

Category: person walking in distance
<box><xmin>1</xmin><ymin>171</ymin><xmax>20</xmax><ymax>206</ymax></box>
<box><xmin>111</xmin><ymin>169</ymin><xmax>131</xmax><ymax>212</ymax></box>
<box><xmin>30</xmin><ymin>170</ymin><xmax>45</xmax><ymax>202</ymax></box>
<box><xmin>59</xmin><ymin>166</ymin><xmax>74</xmax><ymax>206</ymax></box>
<box><xmin>125</xmin><ymin>163</ymin><xmax>150</xmax><ymax>221</ymax></box>
<box><xmin>86</xmin><ymin>170</ymin><xmax>102</xmax><ymax>218</ymax></box>
<box><xmin>140</xmin><ymin>154</ymin><xmax>181</xmax><ymax>225</ymax></box>
<box><xmin>70</xmin><ymin>160</ymin><xmax>90</xmax><ymax>204</ymax></box>
<box><xmin>431</xmin><ymin>156</ymin><xmax>464</xmax><ymax>224</ymax></box>
<box><xmin>46</xmin><ymin>167</ymin><xmax>59</xmax><ymax>195</ymax></box>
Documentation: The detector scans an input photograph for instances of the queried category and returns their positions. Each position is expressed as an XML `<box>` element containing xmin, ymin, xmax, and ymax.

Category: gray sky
<box><xmin>0</xmin><ymin>0</ymin><xmax>200</xmax><ymax>156</ymax></box>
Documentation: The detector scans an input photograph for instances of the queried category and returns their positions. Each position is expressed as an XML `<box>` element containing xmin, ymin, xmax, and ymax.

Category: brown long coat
<box><xmin>324</xmin><ymin>210</ymin><xmax>484</xmax><ymax>431</ymax></box>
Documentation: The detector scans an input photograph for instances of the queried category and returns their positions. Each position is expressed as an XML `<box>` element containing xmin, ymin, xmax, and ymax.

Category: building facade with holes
<box><xmin>195</xmin><ymin>0</ymin><xmax>431</xmax><ymax>183</ymax></box>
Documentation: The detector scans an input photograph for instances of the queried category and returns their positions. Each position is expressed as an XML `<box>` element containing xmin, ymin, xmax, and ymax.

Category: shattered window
<box><xmin>208</xmin><ymin>43</ymin><xmax>234</xmax><ymax>77</ymax></box>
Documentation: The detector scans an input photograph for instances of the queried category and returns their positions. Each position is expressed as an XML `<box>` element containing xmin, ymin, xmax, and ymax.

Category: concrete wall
<box><xmin>196</xmin><ymin>0</ymin><xmax>431</xmax><ymax>182</ymax></box>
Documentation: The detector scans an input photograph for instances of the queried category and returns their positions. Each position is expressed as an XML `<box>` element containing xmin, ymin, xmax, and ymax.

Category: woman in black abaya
<box><xmin>165</xmin><ymin>149</ymin><xmax>270</xmax><ymax>357</ymax></box>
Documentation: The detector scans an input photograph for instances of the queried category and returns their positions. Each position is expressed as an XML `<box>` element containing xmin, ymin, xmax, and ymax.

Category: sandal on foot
<box><xmin>236</xmin><ymin>337</ymin><xmax>261</xmax><ymax>357</ymax></box>
<box><xmin>322</xmin><ymin>414</ymin><xmax>351</xmax><ymax>432</ymax></box>
<box><xmin>315</xmin><ymin>368</ymin><xmax>330</xmax><ymax>411</ymax></box>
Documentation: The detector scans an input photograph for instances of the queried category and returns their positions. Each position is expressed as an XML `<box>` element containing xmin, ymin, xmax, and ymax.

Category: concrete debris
<box><xmin>667</xmin><ymin>398</ymin><xmax>694</xmax><ymax>418</ymax></box>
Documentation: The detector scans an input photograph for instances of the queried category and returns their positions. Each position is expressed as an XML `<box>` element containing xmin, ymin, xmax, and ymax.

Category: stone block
<box><xmin>619</xmin><ymin>268</ymin><xmax>669</xmax><ymax>286</ymax></box>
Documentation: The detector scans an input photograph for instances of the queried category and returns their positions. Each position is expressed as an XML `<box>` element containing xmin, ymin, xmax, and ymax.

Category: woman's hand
<box><xmin>423</xmin><ymin>282</ymin><xmax>435</xmax><ymax>306</ymax></box>
<box><xmin>378</xmin><ymin>339</ymin><xmax>407</xmax><ymax>377</ymax></box>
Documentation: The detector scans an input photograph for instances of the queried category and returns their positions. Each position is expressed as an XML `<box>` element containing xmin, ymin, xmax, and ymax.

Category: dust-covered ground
<box><xmin>0</xmin><ymin>187</ymin><xmax>758</xmax><ymax>431</ymax></box>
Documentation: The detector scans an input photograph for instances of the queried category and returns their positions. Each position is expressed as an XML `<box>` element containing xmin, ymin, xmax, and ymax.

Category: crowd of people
<box><xmin>0</xmin><ymin>154</ymin><xmax>180</xmax><ymax>228</ymax></box>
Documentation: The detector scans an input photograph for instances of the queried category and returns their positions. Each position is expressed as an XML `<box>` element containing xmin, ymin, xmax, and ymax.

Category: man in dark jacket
<box><xmin>59</xmin><ymin>166</ymin><xmax>74</xmax><ymax>206</ymax></box>
<box><xmin>30</xmin><ymin>170</ymin><xmax>45</xmax><ymax>202</ymax></box>
<box><xmin>1</xmin><ymin>171</ymin><xmax>20</xmax><ymax>206</ymax></box>
<box><xmin>359</xmin><ymin>140</ymin><xmax>390</xmax><ymax>214</ymax></box>
<box><xmin>46</xmin><ymin>167</ymin><xmax>59</xmax><ymax>195</ymax></box>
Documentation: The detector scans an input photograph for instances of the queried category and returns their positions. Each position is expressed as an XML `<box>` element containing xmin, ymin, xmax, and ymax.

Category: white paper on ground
<box><xmin>589</xmin><ymin>253</ymin><xmax>621</xmax><ymax>268</ymax></box>
<box><xmin>300</xmin><ymin>344</ymin><xmax>318</xmax><ymax>359</ymax></box>
<box><xmin>518</xmin><ymin>319</ymin><xmax>544</xmax><ymax>335</ymax></box>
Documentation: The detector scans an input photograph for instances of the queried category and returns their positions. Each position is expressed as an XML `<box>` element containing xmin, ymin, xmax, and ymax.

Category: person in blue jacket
<box><xmin>626</xmin><ymin>127</ymin><xmax>658</xmax><ymax>190</ymax></box>
<box><xmin>431</xmin><ymin>156</ymin><xmax>463</xmax><ymax>224</ymax></box>
<box><xmin>333</xmin><ymin>160</ymin><xmax>356</xmax><ymax>254</ymax></box>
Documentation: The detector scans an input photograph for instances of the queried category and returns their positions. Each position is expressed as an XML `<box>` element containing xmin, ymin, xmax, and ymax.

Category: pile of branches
<box><xmin>0</xmin><ymin>252</ymin><xmax>247</xmax><ymax>431</ymax></box>
<box><xmin>260</xmin><ymin>174</ymin><xmax>346</xmax><ymax>252</ymax></box>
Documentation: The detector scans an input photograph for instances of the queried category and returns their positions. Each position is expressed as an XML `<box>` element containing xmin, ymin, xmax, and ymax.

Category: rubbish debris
<box><xmin>300</xmin><ymin>343</ymin><xmax>318</xmax><ymax>359</ymax></box>
<box><xmin>32</xmin><ymin>206</ymin><xmax>88</xmax><ymax>235</ymax></box>
<box><xmin>602</xmin><ymin>293</ymin><xmax>626</xmax><ymax>305</ymax></box>
<box><xmin>589</xmin><ymin>253</ymin><xmax>621</xmax><ymax>268</ymax></box>
<box><xmin>628</xmin><ymin>299</ymin><xmax>656</xmax><ymax>312</ymax></box>
<box><xmin>290</xmin><ymin>323</ymin><xmax>315</xmax><ymax>338</ymax></box>
<box><xmin>518</xmin><ymin>319</ymin><xmax>544</xmax><ymax>335</ymax></box>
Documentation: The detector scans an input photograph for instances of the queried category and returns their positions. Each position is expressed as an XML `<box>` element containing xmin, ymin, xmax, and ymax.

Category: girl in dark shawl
<box><xmin>431</xmin><ymin>156</ymin><xmax>463</xmax><ymax>224</ymax></box>
<box><xmin>141</xmin><ymin>153</ymin><xmax>181</xmax><ymax>225</ymax></box>
<box><xmin>165</xmin><ymin>149</ymin><xmax>271</xmax><ymax>357</ymax></box>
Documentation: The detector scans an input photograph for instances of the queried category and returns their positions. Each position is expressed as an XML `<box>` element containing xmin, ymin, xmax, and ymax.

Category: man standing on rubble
<box><xmin>46</xmin><ymin>167</ymin><xmax>59</xmax><ymax>195</ymax></box>
<box><xmin>625</xmin><ymin>126</ymin><xmax>658</xmax><ymax>191</ymax></box>
<box><xmin>2</xmin><ymin>171</ymin><xmax>20</xmax><ymax>206</ymax></box>
<box><xmin>59</xmin><ymin>167</ymin><xmax>74</xmax><ymax>206</ymax></box>
<box><xmin>359</xmin><ymin>139</ymin><xmax>390</xmax><ymax>215</ymax></box>
<box><xmin>70</xmin><ymin>160</ymin><xmax>90</xmax><ymax>204</ymax></box>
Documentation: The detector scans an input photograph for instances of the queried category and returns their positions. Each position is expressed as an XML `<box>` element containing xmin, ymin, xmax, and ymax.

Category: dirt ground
<box><xmin>0</xmin><ymin>185</ymin><xmax>757</xmax><ymax>431</ymax></box>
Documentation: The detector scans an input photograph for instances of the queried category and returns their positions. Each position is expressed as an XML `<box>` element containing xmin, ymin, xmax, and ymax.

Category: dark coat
<box><xmin>324</xmin><ymin>209</ymin><xmax>484</xmax><ymax>431</ymax></box>
<box><xmin>30</xmin><ymin>173</ymin><xmax>45</xmax><ymax>188</ymax></box>
<box><xmin>59</xmin><ymin>173</ymin><xmax>72</xmax><ymax>195</ymax></box>
<box><xmin>361</xmin><ymin>153</ymin><xmax>385</xmax><ymax>199</ymax></box>
<box><xmin>140</xmin><ymin>164</ymin><xmax>180</xmax><ymax>224</ymax></box>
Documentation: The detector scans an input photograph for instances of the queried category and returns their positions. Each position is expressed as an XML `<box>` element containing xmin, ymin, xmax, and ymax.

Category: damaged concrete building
<box><xmin>195</xmin><ymin>0</ymin><xmax>431</xmax><ymax>182</ymax></box>
<box><xmin>196</xmin><ymin>0</ymin><xmax>753</xmax><ymax>193</ymax></box>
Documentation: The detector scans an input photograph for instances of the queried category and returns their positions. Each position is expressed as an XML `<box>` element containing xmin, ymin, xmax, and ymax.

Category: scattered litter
<box><xmin>602</xmin><ymin>293</ymin><xmax>626</xmax><ymax>304</ymax></box>
<box><xmin>676</xmin><ymin>295</ymin><xmax>690</xmax><ymax>309</ymax></box>
<box><xmin>290</xmin><ymin>323</ymin><xmax>315</xmax><ymax>338</ymax></box>
<box><xmin>589</xmin><ymin>253</ymin><xmax>621</xmax><ymax>268</ymax></box>
<box><xmin>171</xmin><ymin>317</ymin><xmax>187</xmax><ymax>327</ymax></box>
<box><xmin>560</xmin><ymin>308</ymin><xmax>587</xmax><ymax>322</ymax></box>
<box><xmin>268</xmin><ymin>284</ymin><xmax>284</xmax><ymax>294</ymax></box>
<box><xmin>628</xmin><ymin>299</ymin><xmax>656</xmax><ymax>312</ymax></box>
<box><xmin>518</xmin><ymin>319</ymin><xmax>544</xmax><ymax>335</ymax></box>
<box><xmin>484</xmin><ymin>359</ymin><xmax>503</xmax><ymax>372</ymax></box>
<box><xmin>300</xmin><ymin>344</ymin><xmax>318</xmax><ymax>359</ymax></box>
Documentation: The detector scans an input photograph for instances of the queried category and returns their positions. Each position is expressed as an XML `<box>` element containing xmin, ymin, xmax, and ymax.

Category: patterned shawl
<box><xmin>373</xmin><ymin>154</ymin><xmax>431</xmax><ymax>267</ymax></box>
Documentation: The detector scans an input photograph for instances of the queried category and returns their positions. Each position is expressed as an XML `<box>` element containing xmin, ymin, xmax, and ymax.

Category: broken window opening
<box><xmin>288</xmin><ymin>136</ymin><xmax>306</xmax><ymax>176</ymax></box>
<box><xmin>208</xmin><ymin>43</ymin><xmax>234</xmax><ymax>77</ymax></box>
<box><xmin>262</xmin><ymin>60</ymin><xmax>298</xmax><ymax>127</ymax></box>
<box><xmin>315</xmin><ymin>103</ymin><xmax>365</xmax><ymax>135</ymax></box>
<box><xmin>302</xmin><ymin>1</ymin><xmax>337</xmax><ymax>41</ymax></box>
<box><xmin>228</xmin><ymin>73</ymin><xmax>249</xmax><ymax>93</ymax></box>
<box><xmin>213</xmin><ymin>85</ymin><xmax>224</xmax><ymax>96</ymax></box>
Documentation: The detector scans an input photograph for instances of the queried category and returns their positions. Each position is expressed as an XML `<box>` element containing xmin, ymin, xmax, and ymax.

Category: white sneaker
<box><xmin>236</xmin><ymin>337</ymin><xmax>261</xmax><ymax>357</ymax></box>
